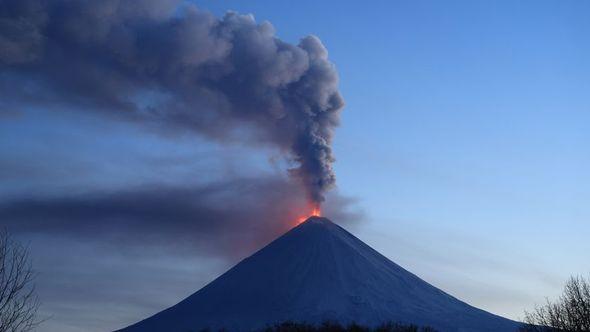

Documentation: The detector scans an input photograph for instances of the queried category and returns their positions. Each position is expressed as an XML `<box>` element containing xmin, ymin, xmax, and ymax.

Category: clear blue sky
<box><xmin>1</xmin><ymin>1</ymin><xmax>589</xmax><ymax>330</ymax></box>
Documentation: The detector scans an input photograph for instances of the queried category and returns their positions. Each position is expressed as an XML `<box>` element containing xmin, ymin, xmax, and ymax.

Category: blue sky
<box><xmin>1</xmin><ymin>1</ymin><xmax>589</xmax><ymax>330</ymax></box>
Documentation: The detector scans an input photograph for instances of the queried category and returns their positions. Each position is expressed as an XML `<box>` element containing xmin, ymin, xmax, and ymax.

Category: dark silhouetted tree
<box><xmin>521</xmin><ymin>275</ymin><xmax>590</xmax><ymax>332</ymax></box>
<box><xmin>0</xmin><ymin>230</ymin><xmax>40</xmax><ymax>332</ymax></box>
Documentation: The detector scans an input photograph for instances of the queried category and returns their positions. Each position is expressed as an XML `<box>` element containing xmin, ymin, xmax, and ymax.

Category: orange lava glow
<box><xmin>296</xmin><ymin>215</ymin><xmax>308</xmax><ymax>224</ymax></box>
<box><xmin>295</xmin><ymin>205</ymin><xmax>321</xmax><ymax>225</ymax></box>
<box><xmin>311</xmin><ymin>206</ymin><xmax>321</xmax><ymax>217</ymax></box>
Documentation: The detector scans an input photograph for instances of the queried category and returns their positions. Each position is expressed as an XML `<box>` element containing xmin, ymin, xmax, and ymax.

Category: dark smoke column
<box><xmin>0</xmin><ymin>1</ymin><xmax>344</xmax><ymax>205</ymax></box>
<box><xmin>288</xmin><ymin>36</ymin><xmax>344</xmax><ymax>205</ymax></box>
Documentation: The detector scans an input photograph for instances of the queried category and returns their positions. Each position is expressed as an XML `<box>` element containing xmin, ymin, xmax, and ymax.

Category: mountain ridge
<box><xmin>119</xmin><ymin>216</ymin><xmax>520</xmax><ymax>332</ymax></box>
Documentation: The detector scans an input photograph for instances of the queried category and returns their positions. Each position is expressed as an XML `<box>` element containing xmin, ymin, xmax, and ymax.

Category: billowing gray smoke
<box><xmin>0</xmin><ymin>0</ymin><xmax>343</xmax><ymax>204</ymax></box>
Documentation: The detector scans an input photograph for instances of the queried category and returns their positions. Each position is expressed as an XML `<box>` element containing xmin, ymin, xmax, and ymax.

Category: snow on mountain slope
<box><xmin>118</xmin><ymin>217</ymin><xmax>521</xmax><ymax>332</ymax></box>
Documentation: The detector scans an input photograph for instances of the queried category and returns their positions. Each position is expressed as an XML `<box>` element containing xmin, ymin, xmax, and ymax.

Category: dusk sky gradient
<box><xmin>1</xmin><ymin>1</ymin><xmax>589</xmax><ymax>331</ymax></box>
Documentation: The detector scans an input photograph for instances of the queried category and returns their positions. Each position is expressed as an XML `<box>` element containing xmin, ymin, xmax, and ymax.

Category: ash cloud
<box><xmin>0</xmin><ymin>174</ymin><xmax>362</xmax><ymax>331</ymax></box>
<box><xmin>0</xmin><ymin>176</ymin><xmax>361</xmax><ymax>258</ymax></box>
<box><xmin>0</xmin><ymin>0</ymin><xmax>344</xmax><ymax>204</ymax></box>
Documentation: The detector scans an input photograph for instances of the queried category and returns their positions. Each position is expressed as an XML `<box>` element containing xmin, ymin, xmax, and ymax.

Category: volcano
<box><xmin>119</xmin><ymin>217</ymin><xmax>520</xmax><ymax>332</ymax></box>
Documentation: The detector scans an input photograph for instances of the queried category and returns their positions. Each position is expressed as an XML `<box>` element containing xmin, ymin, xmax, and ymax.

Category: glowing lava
<box><xmin>295</xmin><ymin>205</ymin><xmax>321</xmax><ymax>225</ymax></box>
<box><xmin>311</xmin><ymin>206</ymin><xmax>321</xmax><ymax>217</ymax></box>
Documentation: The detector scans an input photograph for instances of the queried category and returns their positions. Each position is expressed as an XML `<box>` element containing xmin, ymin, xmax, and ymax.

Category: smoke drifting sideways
<box><xmin>0</xmin><ymin>177</ymin><xmax>363</xmax><ymax>259</ymax></box>
<box><xmin>0</xmin><ymin>0</ymin><xmax>344</xmax><ymax>205</ymax></box>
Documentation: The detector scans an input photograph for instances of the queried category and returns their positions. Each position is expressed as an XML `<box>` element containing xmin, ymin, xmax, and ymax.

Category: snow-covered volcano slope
<box><xmin>119</xmin><ymin>217</ymin><xmax>520</xmax><ymax>332</ymax></box>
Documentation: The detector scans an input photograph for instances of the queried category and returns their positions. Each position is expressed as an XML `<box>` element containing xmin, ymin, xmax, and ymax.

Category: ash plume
<box><xmin>0</xmin><ymin>176</ymin><xmax>363</xmax><ymax>258</ymax></box>
<box><xmin>0</xmin><ymin>0</ymin><xmax>344</xmax><ymax>204</ymax></box>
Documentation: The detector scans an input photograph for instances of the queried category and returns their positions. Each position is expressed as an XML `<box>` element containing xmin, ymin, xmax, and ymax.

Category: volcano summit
<box><xmin>119</xmin><ymin>217</ymin><xmax>520</xmax><ymax>332</ymax></box>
